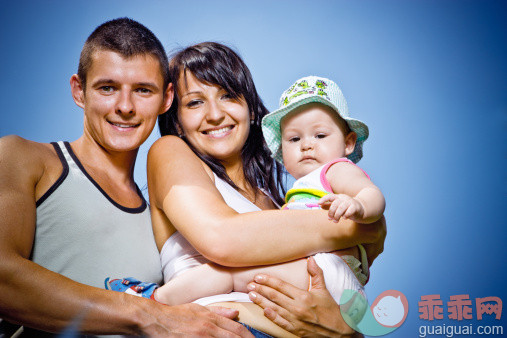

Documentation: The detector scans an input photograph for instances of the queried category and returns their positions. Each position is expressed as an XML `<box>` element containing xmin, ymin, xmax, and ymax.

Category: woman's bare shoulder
<box><xmin>149</xmin><ymin>135</ymin><xmax>190</xmax><ymax>155</ymax></box>
<box><xmin>149</xmin><ymin>136</ymin><xmax>215</xmax><ymax>180</ymax></box>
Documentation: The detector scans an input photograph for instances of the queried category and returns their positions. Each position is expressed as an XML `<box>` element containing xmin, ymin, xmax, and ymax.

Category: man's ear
<box><xmin>160</xmin><ymin>83</ymin><xmax>174</xmax><ymax>115</ymax></box>
<box><xmin>70</xmin><ymin>74</ymin><xmax>85</xmax><ymax>109</ymax></box>
<box><xmin>344</xmin><ymin>131</ymin><xmax>357</xmax><ymax>156</ymax></box>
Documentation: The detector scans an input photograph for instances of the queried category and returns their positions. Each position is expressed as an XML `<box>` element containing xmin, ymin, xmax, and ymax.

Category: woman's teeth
<box><xmin>205</xmin><ymin>126</ymin><xmax>232</xmax><ymax>135</ymax></box>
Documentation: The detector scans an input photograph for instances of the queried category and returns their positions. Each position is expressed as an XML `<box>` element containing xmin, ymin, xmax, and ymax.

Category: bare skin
<box><xmin>147</xmin><ymin>72</ymin><xmax>385</xmax><ymax>336</ymax></box>
<box><xmin>0</xmin><ymin>50</ymin><xmax>252</xmax><ymax>337</ymax></box>
<box><xmin>249</xmin><ymin>220</ymin><xmax>386</xmax><ymax>337</ymax></box>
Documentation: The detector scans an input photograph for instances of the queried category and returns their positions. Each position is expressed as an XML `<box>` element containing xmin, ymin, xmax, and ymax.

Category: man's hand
<box><xmin>137</xmin><ymin>301</ymin><xmax>253</xmax><ymax>337</ymax></box>
<box><xmin>247</xmin><ymin>257</ymin><xmax>362</xmax><ymax>337</ymax></box>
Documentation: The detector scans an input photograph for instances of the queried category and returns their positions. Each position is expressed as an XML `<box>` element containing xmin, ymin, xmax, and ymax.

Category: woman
<box><xmin>150</xmin><ymin>42</ymin><xmax>385</xmax><ymax>337</ymax></box>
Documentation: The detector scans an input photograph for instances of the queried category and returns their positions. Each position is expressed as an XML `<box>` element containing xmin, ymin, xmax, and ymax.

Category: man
<box><xmin>0</xmin><ymin>17</ymin><xmax>250</xmax><ymax>337</ymax></box>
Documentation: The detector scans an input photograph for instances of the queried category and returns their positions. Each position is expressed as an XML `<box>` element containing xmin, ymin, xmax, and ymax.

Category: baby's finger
<box><xmin>328</xmin><ymin>200</ymin><xmax>342</xmax><ymax>220</ymax></box>
<box><xmin>333</xmin><ymin>200</ymin><xmax>351</xmax><ymax>222</ymax></box>
<box><xmin>343</xmin><ymin>204</ymin><xmax>358</xmax><ymax>219</ymax></box>
<box><xmin>318</xmin><ymin>194</ymin><xmax>335</xmax><ymax>205</ymax></box>
<box><xmin>319</xmin><ymin>201</ymin><xmax>332</xmax><ymax>210</ymax></box>
<box><xmin>329</xmin><ymin>203</ymin><xmax>344</xmax><ymax>222</ymax></box>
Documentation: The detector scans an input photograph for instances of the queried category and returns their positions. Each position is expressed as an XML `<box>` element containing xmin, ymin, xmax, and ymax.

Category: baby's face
<box><xmin>281</xmin><ymin>103</ymin><xmax>355</xmax><ymax>179</ymax></box>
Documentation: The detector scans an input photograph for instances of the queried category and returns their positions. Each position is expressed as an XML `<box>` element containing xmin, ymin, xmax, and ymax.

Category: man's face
<box><xmin>73</xmin><ymin>50</ymin><xmax>173</xmax><ymax>153</ymax></box>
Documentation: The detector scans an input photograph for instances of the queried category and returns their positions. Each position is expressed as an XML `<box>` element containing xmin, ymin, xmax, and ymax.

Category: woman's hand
<box><xmin>247</xmin><ymin>257</ymin><xmax>363</xmax><ymax>337</ymax></box>
<box><xmin>363</xmin><ymin>216</ymin><xmax>386</xmax><ymax>267</ymax></box>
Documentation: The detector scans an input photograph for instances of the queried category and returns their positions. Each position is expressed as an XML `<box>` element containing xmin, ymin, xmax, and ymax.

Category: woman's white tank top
<box><xmin>160</xmin><ymin>172</ymin><xmax>261</xmax><ymax>305</ymax></box>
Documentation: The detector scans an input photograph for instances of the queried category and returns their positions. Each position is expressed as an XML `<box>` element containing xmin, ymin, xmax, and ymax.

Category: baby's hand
<box><xmin>318</xmin><ymin>193</ymin><xmax>365</xmax><ymax>223</ymax></box>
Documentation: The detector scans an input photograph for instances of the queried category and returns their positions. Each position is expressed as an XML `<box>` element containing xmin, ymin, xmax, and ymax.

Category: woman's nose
<box><xmin>206</xmin><ymin>100</ymin><xmax>225</xmax><ymax>123</ymax></box>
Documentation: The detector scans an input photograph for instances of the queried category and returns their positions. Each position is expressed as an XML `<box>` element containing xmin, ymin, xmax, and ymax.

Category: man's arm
<box><xmin>0</xmin><ymin>136</ymin><xmax>251</xmax><ymax>337</ymax></box>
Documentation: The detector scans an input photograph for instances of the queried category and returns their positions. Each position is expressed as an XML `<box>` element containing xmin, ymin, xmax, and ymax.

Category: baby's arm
<box><xmin>319</xmin><ymin>162</ymin><xmax>385</xmax><ymax>224</ymax></box>
<box><xmin>154</xmin><ymin>259</ymin><xmax>309</xmax><ymax>305</ymax></box>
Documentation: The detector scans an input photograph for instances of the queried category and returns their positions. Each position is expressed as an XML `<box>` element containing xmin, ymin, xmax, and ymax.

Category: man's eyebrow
<box><xmin>91</xmin><ymin>79</ymin><xmax>116</xmax><ymax>86</ymax></box>
<box><xmin>90</xmin><ymin>79</ymin><xmax>159</xmax><ymax>89</ymax></box>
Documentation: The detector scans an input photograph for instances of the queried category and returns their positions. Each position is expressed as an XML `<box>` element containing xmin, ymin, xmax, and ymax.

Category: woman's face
<box><xmin>177</xmin><ymin>71</ymin><xmax>251</xmax><ymax>164</ymax></box>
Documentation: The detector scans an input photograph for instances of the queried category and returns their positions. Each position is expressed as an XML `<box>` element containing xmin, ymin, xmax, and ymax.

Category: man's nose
<box><xmin>116</xmin><ymin>90</ymin><xmax>134</xmax><ymax>115</ymax></box>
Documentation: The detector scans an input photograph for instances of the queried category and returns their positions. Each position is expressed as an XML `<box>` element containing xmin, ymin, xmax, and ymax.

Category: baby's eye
<box><xmin>289</xmin><ymin>136</ymin><xmax>300</xmax><ymax>142</ymax></box>
<box><xmin>316</xmin><ymin>134</ymin><xmax>327</xmax><ymax>139</ymax></box>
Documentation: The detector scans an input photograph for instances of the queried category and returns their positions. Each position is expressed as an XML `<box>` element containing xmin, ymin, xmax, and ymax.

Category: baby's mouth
<box><xmin>300</xmin><ymin>156</ymin><xmax>315</xmax><ymax>162</ymax></box>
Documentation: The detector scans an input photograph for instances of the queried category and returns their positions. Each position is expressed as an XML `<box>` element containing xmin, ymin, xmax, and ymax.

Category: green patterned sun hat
<box><xmin>261</xmin><ymin>75</ymin><xmax>369</xmax><ymax>163</ymax></box>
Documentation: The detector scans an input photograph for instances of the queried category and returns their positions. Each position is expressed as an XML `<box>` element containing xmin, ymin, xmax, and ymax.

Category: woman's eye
<box><xmin>186</xmin><ymin>100</ymin><xmax>202</xmax><ymax>108</ymax></box>
<box><xmin>221</xmin><ymin>93</ymin><xmax>233</xmax><ymax>100</ymax></box>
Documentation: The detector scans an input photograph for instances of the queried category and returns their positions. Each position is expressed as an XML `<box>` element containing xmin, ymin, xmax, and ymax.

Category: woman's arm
<box><xmin>148</xmin><ymin>136</ymin><xmax>382</xmax><ymax>267</ymax></box>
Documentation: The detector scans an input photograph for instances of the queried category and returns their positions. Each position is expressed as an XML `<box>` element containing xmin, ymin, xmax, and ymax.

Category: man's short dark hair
<box><xmin>77</xmin><ymin>18</ymin><xmax>169</xmax><ymax>90</ymax></box>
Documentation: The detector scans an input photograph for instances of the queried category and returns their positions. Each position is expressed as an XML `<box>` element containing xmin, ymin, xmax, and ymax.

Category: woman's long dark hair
<box><xmin>158</xmin><ymin>42</ymin><xmax>285</xmax><ymax>206</ymax></box>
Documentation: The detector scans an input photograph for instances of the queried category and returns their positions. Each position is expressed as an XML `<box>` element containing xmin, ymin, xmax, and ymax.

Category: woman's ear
<box><xmin>344</xmin><ymin>131</ymin><xmax>357</xmax><ymax>156</ymax></box>
<box><xmin>175</xmin><ymin>122</ymin><xmax>184</xmax><ymax>137</ymax></box>
<box><xmin>70</xmin><ymin>74</ymin><xmax>85</xmax><ymax>109</ymax></box>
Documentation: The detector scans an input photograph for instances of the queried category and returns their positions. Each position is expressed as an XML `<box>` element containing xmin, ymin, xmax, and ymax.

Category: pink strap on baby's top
<box><xmin>320</xmin><ymin>158</ymin><xmax>371</xmax><ymax>193</ymax></box>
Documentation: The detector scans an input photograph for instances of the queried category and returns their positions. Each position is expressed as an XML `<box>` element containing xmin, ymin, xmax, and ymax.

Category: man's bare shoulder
<box><xmin>1</xmin><ymin>135</ymin><xmax>57</xmax><ymax>160</ymax></box>
<box><xmin>0</xmin><ymin>135</ymin><xmax>60</xmax><ymax>180</ymax></box>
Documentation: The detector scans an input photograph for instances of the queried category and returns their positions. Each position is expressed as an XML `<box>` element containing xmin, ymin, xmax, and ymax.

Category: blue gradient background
<box><xmin>1</xmin><ymin>1</ymin><xmax>506</xmax><ymax>336</ymax></box>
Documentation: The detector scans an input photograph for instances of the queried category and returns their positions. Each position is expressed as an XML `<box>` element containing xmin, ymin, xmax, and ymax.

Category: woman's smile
<box><xmin>177</xmin><ymin>72</ymin><xmax>251</xmax><ymax>162</ymax></box>
<box><xmin>202</xmin><ymin>125</ymin><xmax>235</xmax><ymax>138</ymax></box>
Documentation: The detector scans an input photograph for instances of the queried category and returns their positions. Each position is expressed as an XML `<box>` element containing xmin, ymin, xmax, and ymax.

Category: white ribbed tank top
<box><xmin>33</xmin><ymin>141</ymin><xmax>162</xmax><ymax>289</ymax></box>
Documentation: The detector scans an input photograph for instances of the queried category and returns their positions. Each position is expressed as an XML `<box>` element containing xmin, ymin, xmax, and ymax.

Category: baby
<box><xmin>262</xmin><ymin>75</ymin><xmax>385</xmax><ymax>303</ymax></box>
<box><xmin>106</xmin><ymin>76</ymin><xmax>385</xmax><ymax>311</ymax></box>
